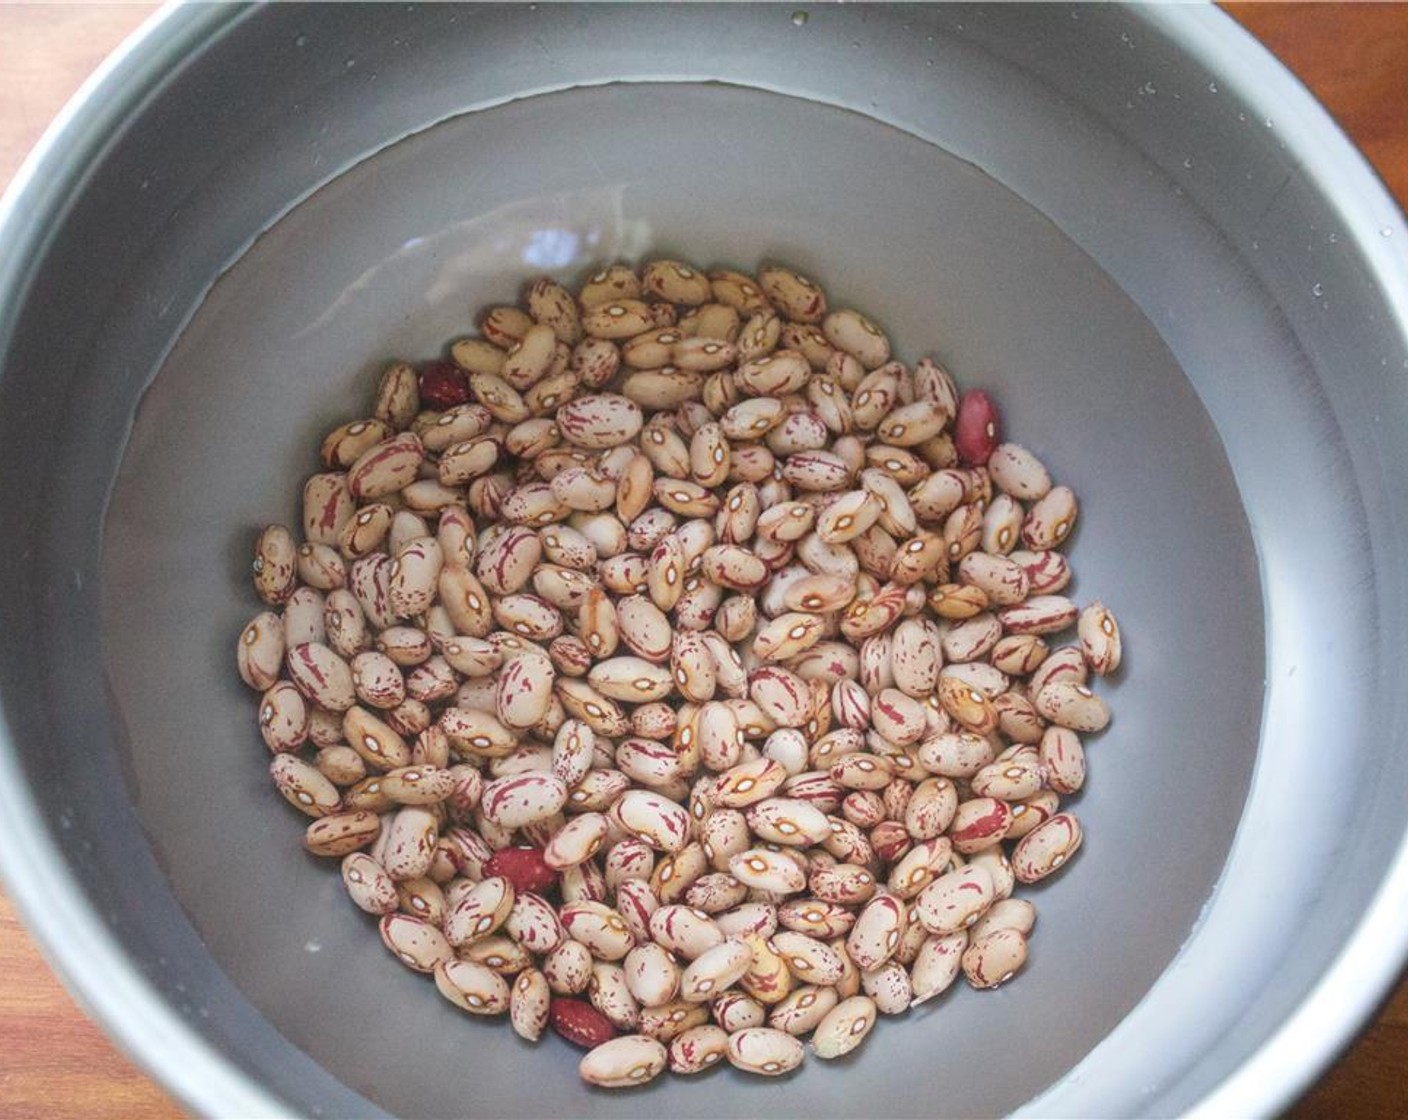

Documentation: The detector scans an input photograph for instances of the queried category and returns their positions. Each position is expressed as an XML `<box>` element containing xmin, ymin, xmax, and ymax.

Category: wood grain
<box><xmin>1</xmin><ymin>3</ymin><xmax>1407</xmax><ymax>1116</ymax></box>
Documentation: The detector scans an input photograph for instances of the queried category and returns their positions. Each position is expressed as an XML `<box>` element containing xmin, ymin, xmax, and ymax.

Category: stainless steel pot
<box><xmin>2</xmin><ymin>4</ymin><xmax>1406</xmax><ymax>1116</ymax></box>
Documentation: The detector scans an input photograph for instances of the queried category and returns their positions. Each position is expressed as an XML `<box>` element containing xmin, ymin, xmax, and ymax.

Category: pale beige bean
<box><xmin>671</xmin><ymin>630</ymin><xmax>717</xmax><ymax>703</ymax></box>
<box><xmin>621</xmin><ymin>326</ymin><xmax>684</xmax><ymax>369</ymax></box>
<box><xmin>1028</xmin><ymin>644</ymin><xmax>1088</xmax><ymax>694</ymax></box>
<box><xmin>555</xmin><ymin>393</ymin><xmax>644</xmax><ymax>450</ymax></box>
<box><xmin>544</xmin><ymin>812</ymin><xmax>608</xmax><ymax>870</ymax></box>
<box><xmin>888</xmin><ymin>617</ymin><xmax>941</xmax><ymax>700</ymax></box>
<box><xmin>905</xmin><ymin>777</ymin><xmax>958</xmax><ymax>839</ymax></box>
<box><xmin>675</xmin><ymin>337</ymin><xmax>737</xmax><ymax>374</ymax></box>
<box><xmin>822</xmin><ymin>309</ymin><xmax>890</xmax><ymax>370</ymax></box>
<box><xmin>712</xmin><ymin>990</ymin><xmax>767</xmax><ymax>1032</ymax></box>
<box><xmin>998</xmin><ymin>594</ymin><xmax>1078</xmax><ymax>636</ymax></box>
<box><xmin>578</xmin><ymin>1035</ymin><xmax>668</xmax><ymax>1088</ymax></box>
<box><xmin>581</xmin><ymin>299</ymin><xmax>654</xmax><ymax>340</ymax></box>
<box><xmin>360</xmin><ymin>766</ymin><xmax>447</xmax><ymax>811</ymax></box>
<box><xmin>349</xmin><ymin>554</ymin><xmax>397</xmax><ymax>630</ymax></box>
<box><xmin>312</xmin><ymin>749</ymin><xmax>364</xmax><ymax>799</ymax></box>
<box><xmin>304</xmin><ymin>811</ymin><xmax>381</xmax><ymax>857</ymax></box>
<box><xmin>988</xmin><ymin>443</ymin><xmax>1052</xmax><ymax>499</ymax></box>
<box><xmin>438</xmin><ymin>636</ymin><xmax>498</xmax><ymax>678</ymax></box>
<box><xmin>860</xmin><ymin>959</ymin><xmax>912</xmax><ymax>1014</ymax></box>
<box><xmin>543</xmin><ymin>939</ymin><xmax>595</xmax><ymax>994</ymax></box>
<box><xmin>1039</xmin><ymin>726</ymin><xmax>1087</xmax><ymax>794</ymax></box>
<box><xmin>379</xmin><ymin>913</ymin><xmax>454</xmax><ymax>973</ymax></box>
<box><xmin>350</xmin><ymin>649</ymin><xmax>407</xmax><ymax>709</ymax></box>
<box><xmin>811</xmin><ymin>994</ymin><xmax>878</xmax><ymax>1058</ymax></box>
<box><xmin>769</xmin><ymin>985</ymin><xmax>838</xmax><ymax>1037</ymax></box>
<box><xmin>435</xmin><ymin>959</ymin><xmax>511</xmax><ymax>1015</ymax></box>
<box><xmin>758</xmin><ymin>265</ymin><xmax>826</xmax><ymax>323</ymax></box>
<box><xmin>1012</xmin><ymin>548</ymin><xmax>1073</xmax><ymax>596</ymax></box>
<box><xmin>258</xmin><ymin>680</ymin><xmax>308</xmax><ymax>753</ymax></box>
<box><xmin>302</xmin><ymin>472</ymin><xmax>356</xmax><ymax>547</ymax></box>
<box><xmin>580</xmin><ymin>265</ymin><xmax>642</xmax><ymax>308</ymax></box>
<box><xmin>589</xmin><ymin>962</ymin><xmax>642</xmax><ymax>1031</ymax></box>
<box><xmin>849</xmin><ymin>365</ymin><xmax>901</xmax><ymax>429</ymax></box>
<box><xmin>686</xmin><ymin>872</ymin><xmax>749</xmax><ymax>914</ymax></box>
<box><xmin>347</xmin><ymin>432</ymin><xmax>424</xmax><ymax>500</ymax></box>
<box><xmin>846</xmin><ymin>893</ymin><xmax>907</xmax><ymax>970</ymax></box>
<box><xmin>1033</xmin><ymin>681</ymin><xmax>1111</xmax><ymax>732</ymax></box>
<box><xmin>971</xmin><ymin>754</ymin><xmax>1043</xmax><ymax>802</ymax></box>
<box><xmin>877</xmin><ymin>400</ymin><xmax>948</xmax><ymax>448</ymax></box>
<box><xmin>726</xmin><ymin>1026</ymin><xmax>805</xmax><ymax>1076</ymax></box>
<box><xmin>869</xmin><ymin>688</ymin><xmax>927</xmax><ymax>746</ymax></box>
<box><xmin>649</xmin><ymin>906</ymin><xmax>726</xmax><ymax>961</ymax></box>
<box><xmin>668</xmin><ymin>1023</ymin><xmax>730</xmax><ymax>1074</ymax></box>
<box><xmin>887</xmin><ymin>837</ymin><xmax>952</xmax><ymax>899</ymax></box>
<box><xmin>962</xmin><ymin>927</ymin><xmax>1029</xmax><ymax>989</ymax></box>
<box><xmin>915</xmin><ymin>865</ymin><xmax>995</xmax><ymax>934</ymax></box>
<box><xmin>551</xmin><ymin>466</ymin><xmax>617</xmax><ymax>512</ymax></box>
<box><xmin>746</xmin><ymin>798</ymin><xmax>832</xmax><ymax>847</ymax></box>
<box><xmin>982</xmin><ymin>493</ymin><xmax>1025</xmax><ymax>555</ymax></box>
<box><xmin>735</xmin><ymin>349</ymin><xmax>811</xmax><ymax>396</ymax></box>
<box><xmin>990</xmin><ymin>633</ymin><xmax>1049</xmax><ymax>676</ymax></box>
<box><xmin>439</xmin><ymin>706</ymin><xmax>515</xmax><ymax>757</ymax></box>
<box><xmin>551</xmin><ymin>719</ymin><xmax>595</xmax><ymax>788</ymax></box>
<box><xmin>587</xmin><ymin>656</ymin><xmax>674</xmax><ymax>703</ymax></box>
<box><xmin>321</xmin><ymin>417</ymin><xmax>394</xmax><ymax>469</ymax></box>
<box><xmin>728</xmin><ymin>849</ymin><xmax>805</xmax><ymax>894</ymax></box>
<box><xmin>782</xmin><ymin>449</ymin><xmax>852</xmax><ymax>491</ymax></box>
<box><xmin>251</xmin><ymin>524</ymin><xmax>297</xmax><ymax>605</ymax></box>
<box><xmin>816</xmin><ymin>489</ymin><xmax>883</xmax><ymax>544</ymax></box>
<box><xmin>777</xmin><ymin>899</ymin><xmax>854</xmax><ymax>940</ymax></box>
<box><xmin>771</xmin><ymin>931</ymin><xmax>845</xmax><ymax>986</ymax></box>
<box><xmin>495</xmin><ymin>652</ymin><xmax>557</xmax><ymax>730</ymax></box>
<box><xmin>295</xmin><ymin>542</ymin><xmax>347</xmax><ymax>592</ymax></box>
<box><xmin>480</xmin><ymin>772</ymin><xmax>569</xmax><ymax>829</ymax></box>
<box><xmin>624</xmin><ymin>942</ymin><xmax>682</xmax><ymax>1007</ymax></box>
<box><xmin>475</xmin><ymin>525</ymin><xmax>542</xmax><ymax>596</ymax></box>
<box><xmin>371</xmin><ymin>361</ymin><xmax>419</xmax><ymax>428</ymax></box>
<box><xmin>445</xmin><ymin>875</ymin><xmax>516</xmax><ymax>947</ymax></box>
<box><xmin>237</xmin><ymin>611</ymin><xmax>285</xmax><ymax>691</ymax></box>
<box><xmin>614</xmin><ymin>593</ymin><xmax>672</xmax><ymax>662</ymax></box>
<box><xmin>957</xmin><ymin>552</ymin><xmax>1030</xmax><ymax>607</ymax></box>
<box><xmin>688</xmin><ymin>422</ymin><xmax>731</xmax><ymax>488</ymax></box>
<box><xmin>510</xmin><ymin>968</ymin><xmax>552</xmax><ymax>1041</ymax></box>
<box><xmin>567</xmin><ymin>769</ymin><xmax>632</xmax><ymax>813</ymax></box>
<box><xmin>1012</xmin><ymin>812</ymin><xmax>1083</xmax><ymax>883</ymax></box>
<box><xmin>380</xmin><ymin>806</ymin><xmax>438</xmax><ymax>881</ymax></box>
<box><xmin>1006</xmin><ymin>789</ymin><xmax>1061</xmax><ymax>841</ymax></box>
<box><xmin>343</xmin><ymin>706</ymin><xmax>411</xmax><ymax>771</ymax></box>
<box><xmin>908</xmin><ymin>931</ymin><xmax>968</xmax><ymax>1005</ymax></box>
<box><xmin>439</xmin><ymin>439</ymin><xmax>506</xmax><ymax>487</ymax></box>
<box><xmin>520</xmin><ymin>278</ymin><xmax>578</xmax><ymax>344</ymax></box>
<box><xmin>386</xmin><ymin>536</ymin><xmax>443</xmax><ymax>619</ymax></box>
<box><xmin>1022</xmin><ymin>484</ymin><xmax>1078</xmax><ymax>548</ymax></box>
<box><xmin>1079</xmin><ymin>600</ymin><xmax>1123</xmax><ymax>675</ymax></box>
<box><xmin>679</xmin><ymin>939</ymin><xmax>754</xmax><ymax>1001</ymax></box>
<box><xmin>948</xmin><ymin>796</ymin><xmax>1014</xmax><ymax>854</ymax></box>
<box><xmin>504</xmin><ymin>891</ymin><xmax>566</xmax><ymax>955</ymax></box>
<box><xmin>612</xmin><ymin>789</ymin><xmax>691</xmax><ymax>853</ymax></box>
<box><xmin>270</xmin><ymin>753</ymin><xmax>341</xmax><ymax>818</ymax></box>
<box><xmin>969</xmin><ymin>898</ymin><xmax>1037</xmax><ymax>942</ymax></box>
<box><xmin>341</xmin><ymin>852</ymin><xmax>398</xmax><ymax>914</ymax></box>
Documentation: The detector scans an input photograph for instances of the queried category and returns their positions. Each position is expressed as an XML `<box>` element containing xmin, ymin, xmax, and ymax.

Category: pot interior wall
<box><xmin>101</xmin><ymin>81</ymin><xmax>1261</xmax><ymax>1118</ymax></box>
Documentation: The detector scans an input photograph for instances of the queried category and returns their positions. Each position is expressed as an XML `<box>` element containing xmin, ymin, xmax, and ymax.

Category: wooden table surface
<box><xmin>2</xmin><ymin>4</ymin><xmax>1407</xmax><ymax>1117</ymax></box>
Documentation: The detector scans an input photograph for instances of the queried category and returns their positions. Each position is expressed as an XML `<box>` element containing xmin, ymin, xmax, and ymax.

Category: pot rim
<box><xmin>0</xmin><ymin>4</ymin><xmax>1404</xmax><ymax>1117</ymax></box>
